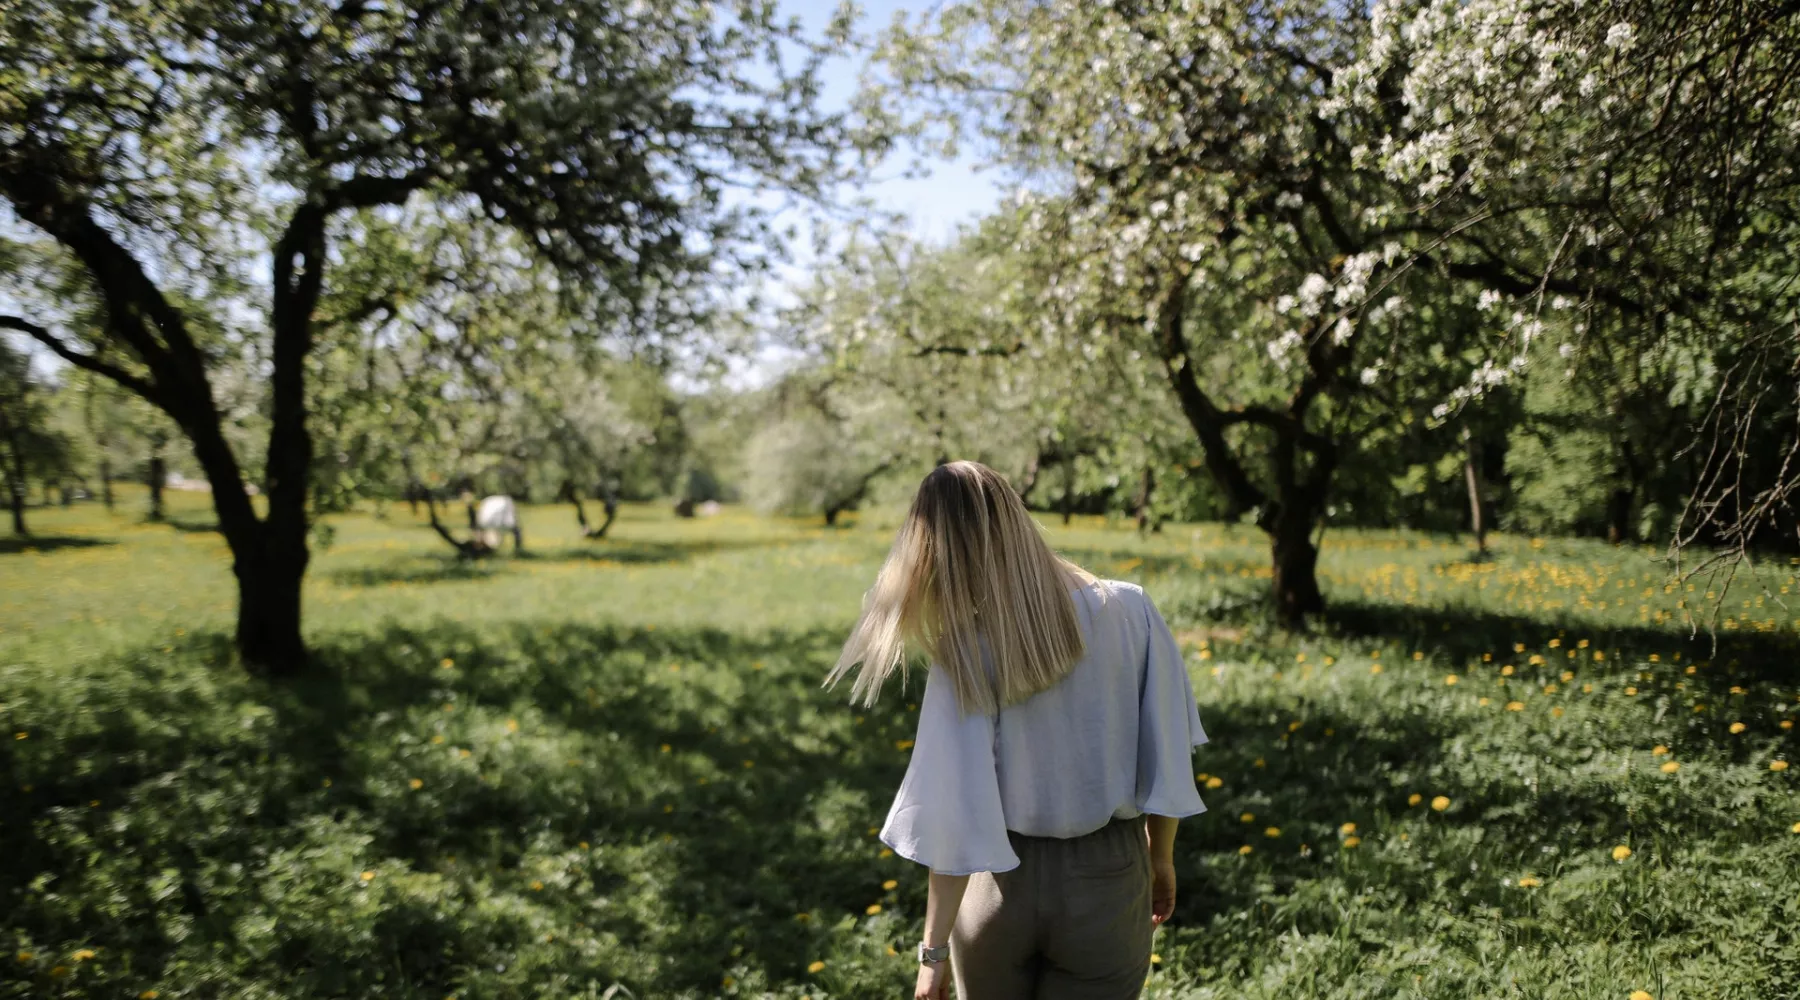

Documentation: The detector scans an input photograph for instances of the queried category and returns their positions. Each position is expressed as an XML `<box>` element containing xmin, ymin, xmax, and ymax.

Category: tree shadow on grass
<box><xmin>1324</xmin><ymin>598</ymin><xmax>1800</xmax><ymax>692</ymax></box>
<box><xmin>327</xmin><ymin>537</ymin><xmax>792</xmax><ymax>588</ymax></box>
<box><xmin>0</xmin><ymin>535</ymin><xmax>113</xmax><ymax>555</ymax></box>
<box><xmin>162</xmin><ymin>514</ymin><xmax>221</xmax><ymax>534</ymax></box>
<box><xmin>0</xmin><ymin>621</ymin><xmax>920</xmax><ymax>996</ymax></box>
<box><xmin>12</xmin><ymin>607</ymin><xmax>1783</xmax><ymax>997</ymax></box>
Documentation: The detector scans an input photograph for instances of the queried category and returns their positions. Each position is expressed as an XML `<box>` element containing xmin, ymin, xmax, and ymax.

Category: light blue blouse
<box><xmin>879</xmin><ymin>579</ymin><xmax>1210</xmax><ymax>875</ymax></box>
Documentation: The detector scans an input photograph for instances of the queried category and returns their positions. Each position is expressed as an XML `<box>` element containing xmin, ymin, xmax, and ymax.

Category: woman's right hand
<box><xmin>1150</xmin><ymin>857</ymin><xmax>1177</xmax><ymax>926</ymax></box>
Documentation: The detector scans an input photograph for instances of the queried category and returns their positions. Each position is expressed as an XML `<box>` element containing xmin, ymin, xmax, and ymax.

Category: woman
<box><xmin>827</xmin><ymin>461</ymin><xmax>1209</xmax><ymax>1000</ymax></box>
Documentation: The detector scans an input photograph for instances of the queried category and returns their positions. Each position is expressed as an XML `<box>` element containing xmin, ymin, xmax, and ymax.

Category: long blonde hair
<box><xmin>826</xmin><ymin>460</ymin><xmax>1094</xmax><ymax>714</ymax></box>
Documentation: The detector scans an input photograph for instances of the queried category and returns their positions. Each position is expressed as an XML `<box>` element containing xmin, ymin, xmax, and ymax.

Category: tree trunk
<box><xmin>824</xmin><ymin>505</ymin><xmax>841</xmax><ymax>526</ymax></box>
<box><xmin>1463</xmin><ymin>429</ymin><xmax>1488</xmax><ymax>557</ymax></box>
<box><xmin>424</xmin><ymin>493</ymin><xmax>492</xmax><ymax>558</ymax></box>
<box><xmin>595</xmin><ymin>495</ymin><xmax>618</xmax><ymax>540</ymax></box>
<box><xmin>1134</xmin><ymin>466</ymin><xmax>1156</xmax><ymax>533</ymax></box>
<box><xmin>233</xmin><ymin>544</ymin><xmax>306</xmax><ymax>674</ymax></box>
<box><xmin>1606</xmin><ymin>486</ymin><xmax>1634</xmax><ymax>544</ymax></box>
<box><xmin>1270</xmin><ymin>508</ymin><xmax>1326</xmax><ymax>627</ymax></box>
<box><xmin>101</xmin><ymin>458</ymin><xmax>113</xmax><ymax>510</ymax></box>
<box><xmin>147</xmin><ymin>453</ymin><xmax>166</xmax><ymax>521</ymax></box>
<box><xmin>1016</xmin><ymin>450</ymin><xmax>1042</xmax><ymax>504</ymax></box>
<box><xmin>5</xmin><ymin>470</ymin><xmax>24</xmax><ymax>537</ymax></box>
<box><xmin>1061</xmin><ymin>456</ymin><xmax>1075</xmax><ymax>525</ymax></box>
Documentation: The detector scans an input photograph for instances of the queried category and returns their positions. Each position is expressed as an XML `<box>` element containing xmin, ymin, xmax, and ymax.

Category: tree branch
<box><xmin>0</xmin><ymin>315</ymin><xmax>161</xmax><ymax>403</ymax></box>
<box><xmin>1152</xmin><ymin>273</ymin><xmax>1268</xmax><ymax>516</ymax></box>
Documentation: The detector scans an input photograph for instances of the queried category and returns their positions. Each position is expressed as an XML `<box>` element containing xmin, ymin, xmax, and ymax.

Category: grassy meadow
<box><xmin>2</xmin><ymin>488</ymin><xmax>1798</xmax><ymax>999</ymax></box>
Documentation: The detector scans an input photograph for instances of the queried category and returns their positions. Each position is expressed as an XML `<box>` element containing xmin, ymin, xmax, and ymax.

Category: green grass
<box><xmin>2</xmin><ymin>489</ymin><xmax>1798</xmax><ymax>999</ymax></box>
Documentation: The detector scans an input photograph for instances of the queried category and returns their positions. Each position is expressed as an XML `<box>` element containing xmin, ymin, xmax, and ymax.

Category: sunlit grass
<box><xmin>2</xmin><ymin>493</ymin><xmax>1797</xmax><ymax>998</ymax></box>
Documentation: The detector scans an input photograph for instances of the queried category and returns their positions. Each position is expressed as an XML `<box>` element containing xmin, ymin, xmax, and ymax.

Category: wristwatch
<box><xmin>917</xmin><ymin>941</ymin><xmax>949</xmax><ymax>965</ymax></box>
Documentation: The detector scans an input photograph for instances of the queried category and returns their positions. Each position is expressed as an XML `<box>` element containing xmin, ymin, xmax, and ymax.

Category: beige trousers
<box><xmin>950</xmin><ymin>815</ymin><xmax>1153</xmax><ymax>1000</ymax></box>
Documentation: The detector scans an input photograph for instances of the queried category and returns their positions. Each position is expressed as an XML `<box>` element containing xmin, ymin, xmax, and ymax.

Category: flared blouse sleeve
<box><xmin>1134</xmin><ymin>593</ymin><xmax>1210</xmax><ymax>818</ymax></box>
<box><xmin>878</xmin><ymin>664</ymin><xmax>1021</xmax><ymax>875</ymax></box>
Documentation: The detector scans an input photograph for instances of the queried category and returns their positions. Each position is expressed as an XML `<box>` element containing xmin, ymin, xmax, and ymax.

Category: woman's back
<box><xmin>881</xmin><ymin>577</ymin><xmax>1208</xmax><ymax>875</ymax></box>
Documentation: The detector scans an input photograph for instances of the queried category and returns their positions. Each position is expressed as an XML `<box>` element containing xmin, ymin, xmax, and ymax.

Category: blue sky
<box><xmin>782</xmin><ymin>0</ymin><xmax>1004</xmax><ymax>241</ymax></box>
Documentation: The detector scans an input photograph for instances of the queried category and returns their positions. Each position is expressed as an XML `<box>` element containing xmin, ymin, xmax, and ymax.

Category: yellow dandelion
<box><xmin>1342</xmin><ymin>836</ymin><xmax>1361</xmax><ymax>848</ymax></box>
<box><xmin>1660</xmin><ymin>761</ymin><xmax>1680</xmax><ymax>773</ymax></box>
<box><xmin>13</xmin><ymin>732</ymin><xmax>25</xmax><ymax>740</ymax></box>
<box><xmin>1287</xmin><ymin>720</ymin><xmax>1302</xmax><ymax>732</ymax></box>
<box><xmin>1150</xmin><ymin>952</ymin><xmax>1162</xmax><ymax>965</ymax></box>
<box><xmin>530</xmin><ymin>880</ymin><xmax>544</xmax><ymax>891</ymax></box>
<box><xmin>1430</xmin><ymin>796</ymin><xmax>1450</xmax><ymax>812</ymax></box>
<box><xmin>1506</xmin><ymin>701</ymin><xmax>1525</xmax><ymax>711</ymax></box>
<box><xmin>1729</xmin><ymin>722</ymin><xmax>1747</xmax><ymax>734</ymax></box>
<box><xmin>1254</xmin><ymin>757</ymin><xmax>1266</xmax><ymax>768</ymax></box>
<box><xmin>1517</xmin><ymin>876</ymin><xmax>1541</xmax><ymax>888</ymax></box>
<box><xmin>807</xmin><ymin>960</ymin><xmax>826</xmax><ymax>973</ymax></box>
<box><xmin>1624</xmin><ymin>687</ymin><xmax>1638</xmax><ymax>696</ymax></box>
<box><xmin>1205</xmin><ymin>776</ymin><xmax>1223</xmax><ymax>789</ymax></box>
<box><xmin>1582</xmin><ymin>684</ymin><xmax>1594</xmax><ymax>693</ymax></box>
<box><xmin>1339</xmin><ymin>822</ymin><xmax>1357</xmax><ymax>834</ymax></box>
<box><xmin>439</xmin><ymin>658</ymin><xmax>454</xmax><ymax>669</ymax></box>
<box><xmin>722</xmin><ymin>976</ymin><xmax>736</xmax><ymax>987</ymax></box>
<box><xmin>1561</xmin><ymin>671</ymin><xmax>1575</xmax><ymax>682</ymax></box>
<box><xmin>1577</xmin><ymin>639</ymin><xmax>1589</xmax><ymax>648</ymax></box>
<box><xmin>50</xmin><ymin>966</ymin><xmax>69</xmax><ymax>978</ymax></box>
<box><xmin>1611</xmin><ymin>845</ymin><xmax>1632</xmax><ymax>862</ymax></box>
<box><xmin>505</xmin><ymin>718</ymin><xmax>519</xmax><ymax>733</ymax></box>
<box><xmin>660</xmin><ymin>743</ymin><xmax>671</xmax><ymax>753</ymax></box>
<box><xmin>140</xmin><ymin>992</ymin><xmax>160</xmax><ymax>999</ymax></box>
<box><xmin>895</xmin><ymin>740</ymin><xmax>914</xmax><ymax>750</ymax></box>
<box><xmin>1652</xmin><ymin>745</ymin><xmax>1669</xmax><ymax>755</ymax></box>
<box><xmin>1629</xmin><ymin>992</ymin><xmax>1653</xmax><ymax>1000</ymax></box>
<box><xmin>1238</xmin><ymin>844</ymin><xmax>1253</xmax><ymax>855</ymax></box>
<box><xmin>409</xmin><ymin>778</ymin><xmax>423</xmax><ymax>790</ymax></box>
<box><xmin>865</xmin><ymin>903</ymin><xmax>882</xmax><ymax>915</ymax></box>
<box><xmin>1773</xmin><ymin>760</ymin><xmax>1790</xmax><ymax>772</ymax></box>
<box><xmin>1791</xmin><ymin>822</ymin><xmax>1800</xmax><ymax>833</ymax></box>
<box><xmin>1782</xmin><ymin>720</ymin><xmax>1794</xmax><ymax>730</ymax></box>
<box><xmin>1408</xmin><ymin>793</ymin><xmax>1423</xmax><ymax>806</ymax></box>
<box><xmin>882</xmin><ymin>879</ymin><xmax>897</xmax><ymax>890</ymax></box>
<box><xmin>879</xmin><ymin>848</ymin><xmax>893</xmax><ymax>858</ymax></box>
<box><xmin>1264</xmin><ymin>826</ymin><xmax>1281</xmax><ymax>837</ymax></box>
<box><xmin>1594</xmin><ymin>651</ymin><xmax>1606</xmax><ymax>662</ymax></box>
<box><xmin>1240</xmin><ymin>812</ymin><xmax>1255</xmax><ymax>822</ymax></box>
<box><xmin>1513</xmin><ymin>643</ymin><xmax>1525</xmax><ymax>653</ymax></box>
<box><xmin>1412</xmin><ymin>651</ymin><xmax>1423</xmax><ymax>660</ymax></box>
<box><xmin>1730</xmin><ymin>685</ymin><xmax>1746</xmax><ymax>695</ymax></box>
<box><xmin>1479</xmin><ymin>697</ymin><xmax>1491</xmax><ymax>706</ymax></box>
<box><xmin>15</xmin><ymin>952</ymin><xmax>31</xmax><ymax>963</ymax></box>
<box><xmin>360</xmin><ymin>870</ymin><xmax>376</xmax><ymax>881</ymax></box>
<box><xmin>1445</xmin><ymin>675</ymin><xmax>1459</xmax><ymax>686</ymax></box>
<box><xmin>1501</xmin><ymin>665</ymin><xmax>1515</xmax><ymax>676</ymax></box>
<box><xmin>1552</xmin><ymin>707</ymin><xmax>1565</xmax><ymax>718</ymax></box>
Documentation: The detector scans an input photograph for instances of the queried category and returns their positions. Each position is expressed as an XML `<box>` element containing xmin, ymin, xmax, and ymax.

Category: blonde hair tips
<box><xmin>826</xmin><ymin>460</ymin><xmax>1094</xmax><ymax>714</ymax></box>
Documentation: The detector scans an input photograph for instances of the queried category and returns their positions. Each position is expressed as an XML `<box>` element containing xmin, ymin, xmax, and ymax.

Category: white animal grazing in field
<box><xmin>474</xmin><ymin>495</ymin><xmax>523</xmax><ymax>552</ymax></box>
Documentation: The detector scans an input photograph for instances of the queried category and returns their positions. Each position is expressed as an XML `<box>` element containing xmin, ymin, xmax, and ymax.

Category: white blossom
<box><xmin>1296</xmin><ymin>273</ymin><xmax>1330</xmax><ymax>316</ymax></box>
